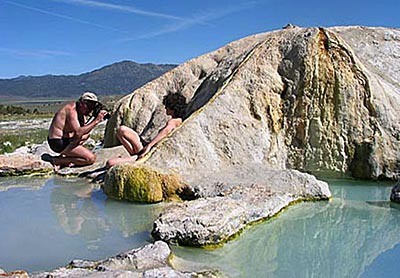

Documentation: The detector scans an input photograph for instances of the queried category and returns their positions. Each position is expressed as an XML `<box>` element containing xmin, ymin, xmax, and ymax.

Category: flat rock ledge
<box><xmin>0</xmin><ymin>151</ymin><xmax>53</xmax><ymax>177</ymax></box>
<box><xmin>0</xmin><ymin>143</ymin><xmax>128</xmax><ymax>179</ymax></box>
<box><xmin>29</xmin><ymin>241</ymin><xmax>220</xmax><ymax>278</ymax></box>
<box><xmin>152</xmin><ymin>168</ymin><xmax>332</xmax><ymax>246</ymax></box>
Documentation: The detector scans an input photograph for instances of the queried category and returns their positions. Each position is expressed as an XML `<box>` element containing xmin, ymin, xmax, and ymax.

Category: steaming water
<box><xmin>0</xmin><ymin>177</ymin><xmax>399</xmax><ymax>278</ymax></box>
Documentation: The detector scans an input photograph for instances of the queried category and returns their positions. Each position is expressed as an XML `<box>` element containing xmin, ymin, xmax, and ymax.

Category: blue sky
<box><xmin>0</xmin><ymin>0</ymin><xmax>398</xmax><ymax>79</ymax></box>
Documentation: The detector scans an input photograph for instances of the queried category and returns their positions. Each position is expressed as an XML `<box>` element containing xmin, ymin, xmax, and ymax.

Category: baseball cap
<box><xmin>80</xmin><ymin>92</ymin><xmax>99</xmax><ymax>103</ymax></box>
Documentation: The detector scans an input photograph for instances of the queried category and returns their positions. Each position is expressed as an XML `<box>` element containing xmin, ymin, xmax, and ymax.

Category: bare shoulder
<box><xmin>56</xmin><ymin>101</ymin><xmax>73</xmax><ymax>115</ymax></box>
<box><xmin>168</xmin><ymin>118</ymin><xmax>182</xmax><ymax>128</ymax></box>
<box><xmin>66</xmin><ymin>101</ymin><xmax>76</xmax><ymax>112</ymax></box>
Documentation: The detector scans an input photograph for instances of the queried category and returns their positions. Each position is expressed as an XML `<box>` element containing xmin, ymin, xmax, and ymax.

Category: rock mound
<box><xmin>104</xmin><ymin>26</ymin><xmax>400</xmax><ymax>180</ymax></box>
<box><xmin>101</xmin><ymin>25</ymin><xmax>399</xmax><ymax>245</ymax></box>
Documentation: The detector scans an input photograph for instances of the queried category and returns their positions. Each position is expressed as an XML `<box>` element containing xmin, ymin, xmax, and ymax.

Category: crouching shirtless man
<box><xmin>47</xmin><ymin>92</ymin><xmax>108</xmax><ymax>171</ymax></box>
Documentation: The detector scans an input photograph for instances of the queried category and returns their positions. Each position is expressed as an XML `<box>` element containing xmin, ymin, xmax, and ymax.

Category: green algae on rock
<box><xmin>103</xmin><ymin>164</ymin><xmax>187</xmax><ymax>203</ymax></box>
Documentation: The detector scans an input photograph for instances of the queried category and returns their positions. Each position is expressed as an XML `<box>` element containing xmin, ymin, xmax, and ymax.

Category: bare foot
<box><xmin>53</xmin><ymin>164</ymin><xmax>61</xmax><ymax>173</ymax></box>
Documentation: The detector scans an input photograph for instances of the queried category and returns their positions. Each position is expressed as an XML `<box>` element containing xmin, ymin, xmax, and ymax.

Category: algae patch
<box><xmin>103</xmin><ymin>164</ymin><xmax>187</xmax><ymax>203</ymax></box>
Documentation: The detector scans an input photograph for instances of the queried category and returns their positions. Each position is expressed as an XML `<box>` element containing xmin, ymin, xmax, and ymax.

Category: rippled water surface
<box><xmin>0</xmin><ymin>177</ymin><xmax>162</xmax><ymax>272</ymax></box>
<box><xmin>0</xmin><ymin>177</ymin><xmax>399</xmax><ymax>277</ymax></box>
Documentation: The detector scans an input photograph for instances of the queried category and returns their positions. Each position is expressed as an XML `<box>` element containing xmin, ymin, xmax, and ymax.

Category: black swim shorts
<box><xmin>47</xmin><ymin>137</ymin><xmax>73</xmax><ymax>153</ymax></box>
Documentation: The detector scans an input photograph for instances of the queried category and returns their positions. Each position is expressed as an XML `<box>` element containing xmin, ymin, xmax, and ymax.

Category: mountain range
<box><xmin>0</xmin><ymin>60</ymin><xmax>176</xmax><ymax>101</ymax></box>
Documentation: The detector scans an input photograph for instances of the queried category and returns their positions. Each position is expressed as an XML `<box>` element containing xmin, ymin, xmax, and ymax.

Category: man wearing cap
<box><xmin>47</xmin><ymin>92</ymin><xmax>108</xmax><ymax>170</ymax></box>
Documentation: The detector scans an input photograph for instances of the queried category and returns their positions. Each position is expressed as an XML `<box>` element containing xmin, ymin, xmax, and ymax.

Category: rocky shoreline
<box><xmin>1</xmin><ymin>241</ymin><xmax>221</xmax><ymax>278</ymax></box>
<box><xmin>30</xmin><ymin>241</ymin><xmax>221</xmax><ymax>278</ymax></box>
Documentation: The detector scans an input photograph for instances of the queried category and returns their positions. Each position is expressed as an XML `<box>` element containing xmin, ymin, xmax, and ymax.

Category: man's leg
<box><xmin>117</xmin><ymin>126</ymin><xmax>143</xmax><ymax>155</ymax></box>
<box><xmin>53</xmin><ymin>145</ymin><xmax>96</xmax><ymax>168</ymax></box>
<box><xmin>106</xmin><ymin>155</ymin><xmax>138</xmax><ymax>168</ymax></box>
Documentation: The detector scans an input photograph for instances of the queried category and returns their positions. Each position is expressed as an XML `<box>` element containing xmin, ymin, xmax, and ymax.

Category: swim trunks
<box><xmin>47</xmin><ymin>137</ymin><xmax>73</xmax><ymax>153</ymax></box>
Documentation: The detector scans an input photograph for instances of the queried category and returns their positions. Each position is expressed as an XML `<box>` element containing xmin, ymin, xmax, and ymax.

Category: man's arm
<box><xmin>139</xmin><ymin>118</ymin><xmax>182</xmax><ymax>158</ymax></box>
<box><xmin>69</xmin><ymin>109</ymin><xmax>107</xmax><ymax>139</ymax></box>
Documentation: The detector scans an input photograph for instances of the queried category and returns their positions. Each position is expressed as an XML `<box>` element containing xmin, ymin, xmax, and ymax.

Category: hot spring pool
<box><xmin>0</xmin><ymin>177</ymin><xmax>163</xmax><ymax>273</ymax></box>
<box><xmin>0</xmin><ymin>176</ymin><xmax>399</xmax><ymax>278</ymax></box>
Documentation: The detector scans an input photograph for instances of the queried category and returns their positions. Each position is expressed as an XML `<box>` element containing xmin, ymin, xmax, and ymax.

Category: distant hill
<box><xmin>0</xmin><ymin>60</ymin><xmax>177</xmax><ymax>101</ymax></box>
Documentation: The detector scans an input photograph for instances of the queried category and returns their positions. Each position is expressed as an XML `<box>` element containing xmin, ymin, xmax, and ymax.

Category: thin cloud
<box><xmin>53</xmin><ymin>0</ymin><xmax>184</xmax><ymax>21</ymax></box>
<box><xmin>1</xmin><ymin>0</ymin><xmax>123</xmax><ymax>32</ymax></box>
<box><xmin>123</xmin><ymin>1</ymin><xmax>258</xmax><ymax>41</ymax></box>
<box><xmin>0</xmin><ymin>47</ymin><xmax>73</xmax><ymax>58</ymax></box>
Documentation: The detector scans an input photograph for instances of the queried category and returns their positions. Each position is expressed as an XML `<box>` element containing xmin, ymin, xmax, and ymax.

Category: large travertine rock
<box><xmin>104</xmin><ymin>26</ymin><xmax>400</xmax><ymax>180</ymax></box>
<box><xmin>102</xmin><ymin>25</ymin><xmax>399</xmax><ymax>246</ymax></box>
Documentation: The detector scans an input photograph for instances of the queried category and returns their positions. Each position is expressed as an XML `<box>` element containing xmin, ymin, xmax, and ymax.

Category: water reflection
<box><xmin>50</xmin><ymin>180</ymin><xmax>108</xmax><ymax>238</ymax></box>
<box><xmin>49</xmin><ymin>178</ymin><xmax>164</xmax><ymax>250</ymax></box>
<box><xmin>173</xmin><ymin>184</ymin><xmax>400</xmax><ymax>278</ymax></box>
<box><xmin>0</xmin><ymin>176</ymin><xmax>46</xmax><ymax>191</ymax></box>
<box><xmin>104</xmin><ymin>198</ymin><xmax>163</xmax><ymax>238</ymax></box>
<box><xmin>0</xmin><ymin>177</ymin><xmax>164</xmax><ymax>272</ymax></box>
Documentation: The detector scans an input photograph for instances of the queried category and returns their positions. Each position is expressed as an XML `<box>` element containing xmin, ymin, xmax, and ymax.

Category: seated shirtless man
<box><xmin>106</xmin><ymin>93</ymin><xmax>186</xmax><ymax>168</ymax></box>
<box><xmin>47</xmin><ymin>92</ymin><xmax>108</xmax><ymax>170</ymax></box>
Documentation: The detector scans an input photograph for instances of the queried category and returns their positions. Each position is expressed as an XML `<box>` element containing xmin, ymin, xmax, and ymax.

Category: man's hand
<box><xmin>78</xmin><ymin>133</ymin><xmax>90</xmax><ymax>145</ymax></box>
<box><xmin>95</xmin><ymin>110</ymin><xmax>108</xmax><ymax>122</ymax></box>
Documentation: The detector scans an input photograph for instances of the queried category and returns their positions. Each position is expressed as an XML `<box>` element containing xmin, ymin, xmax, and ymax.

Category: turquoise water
<box><xmin>0</xmin><ymin>177</ymin><xmax>399</xmax><ymax>278</ymax></box>
<box><xmin>0</xmin><ymin>177</ymin><xmax>163</xmax><ymax>273</ymax></box>
<box><xmin>172</xmin><ymin>179</ymin><xmax>400</xmax><ymax>278</ymax></box>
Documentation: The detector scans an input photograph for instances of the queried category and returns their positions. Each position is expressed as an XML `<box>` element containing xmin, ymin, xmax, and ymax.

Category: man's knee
<box><xmin>117</xmin><ymin>125</ymin><xmax>129</xmax><ymax>136</ymax></box>
<box><xmin>86</xmin><ymin>153</ymin><xmax>96</xmax><ymax>165</ymax></box>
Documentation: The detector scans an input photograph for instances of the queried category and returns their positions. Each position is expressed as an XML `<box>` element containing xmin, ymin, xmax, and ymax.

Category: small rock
<box><xmin>390</xmin><ymin>182</ymin><xmax>400</xmax><ymax>203</ymax></box>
